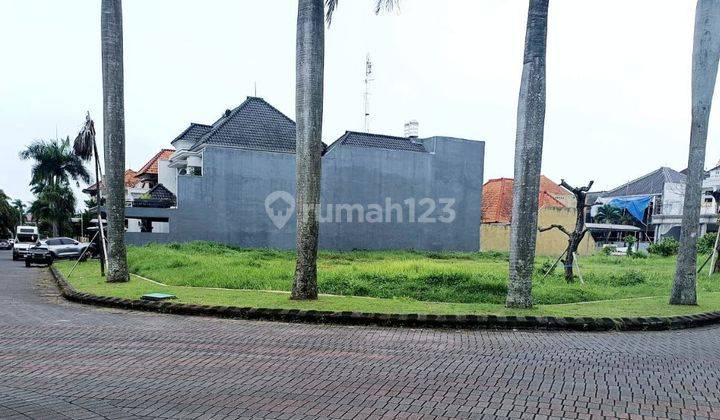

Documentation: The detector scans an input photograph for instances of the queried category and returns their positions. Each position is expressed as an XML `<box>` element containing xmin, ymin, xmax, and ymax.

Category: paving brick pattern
<box><xmin>1</xmin><ymin>252</ymin><xmax>719</xmax><ymax>419</ymax></box>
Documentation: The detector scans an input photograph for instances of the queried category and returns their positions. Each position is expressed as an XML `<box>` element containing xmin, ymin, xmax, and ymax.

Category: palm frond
<box><xmin>325</xmin><ymin>0</ymin><xmax>398</xmax><ymax>26</ymax></box>
<box><xmin>375</xmin><ymin>0</ymin><xmax>398</xmax><ymax>15</ymax></box>
<box><xmin>325</xmin><ymin>0</ymin><xmax>339</xmax><ymax>25</ymax></box>
<box><xmin>74</xmin><ymin>113</ymin><xmax>96</xmax><ymax>161</ymax></box>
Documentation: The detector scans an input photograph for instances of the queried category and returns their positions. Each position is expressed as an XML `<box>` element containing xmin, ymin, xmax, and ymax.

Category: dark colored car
<box><xmin>0</xmin><ymin>240</ymin><xmax>11</xmax><ymax>250</ymax></box>
<box><xmin>25</xmin><ymin>245</ymin><xmax>54</xmax><ymax>267</ymax></box>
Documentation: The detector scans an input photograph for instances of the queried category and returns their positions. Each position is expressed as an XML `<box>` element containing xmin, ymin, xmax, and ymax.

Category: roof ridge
<box><xmin>324</xmin><ymin>131</ymin><xmax>351</xmax><ymax>155</ymax></box>
<box><xmin>251</xmin><ymin>97</ymin><xmax>297</xmax><ymax>128</ymax></box>
<box><xmin>191</xmin><ymin>97</ymin><xmax>297</xmax><ymax>152</ymax></box>
<box><xmin>171</xmin><ymin>123</ymin><xmax>213</xmax><ymax>145</ymax></box>
<box><xmin>137</xmin><ymin>149</ymin><xmax>175</xmax><ymax>175</ymax></box>
<box><xmin>344</xmin><ymin>130</ymin><xmax>418</xmax><ymax>141</ymax></box>
<box><xmin>192</xmin><ymin>98</ymin><xmax>254</xmax><ymax>150</ymax></box>
<box><xmin>605</xmin><ymin>167</ymin><xmax>664</xmax><ymax>195</ymax></box>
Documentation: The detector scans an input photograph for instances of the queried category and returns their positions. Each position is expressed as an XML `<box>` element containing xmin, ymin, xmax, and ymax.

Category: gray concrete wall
<box><xmin>126</xmin><ymin>138</ymin><xmax>484</xmax><ymax>251</ymax></box>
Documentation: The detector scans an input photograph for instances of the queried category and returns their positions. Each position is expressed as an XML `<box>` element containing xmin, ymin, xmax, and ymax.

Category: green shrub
<box><xmin>609</xmin><ymin>270</ymin><xmax>647</xmax><ymax>286</ymax></box>
<box><xmin>648</xmin><ymin>237</ymin><xmax>679</xmax><ymax>256</ymax></box>
<box><xmin>631</xmin><ymin>250</ymin><xmax>648</xmax><ymax>259</ymax></box>
<box><xmin>600</xmin><ymin>246</ymin><xmax>616</xmax><ymax>256</ymax></box>
<box><xmin>537</xmin><ymin>260</ymin><xmax>556</xmax><ymax>275</ymax></box>
<box><xmin>698</xmin><ymin>232</ymin><xmax>717</xmax><ymax>254</ymax></box>
<box><xmin>623</xmin><ymin>235</ymin><xmax>637</xmax><ymax>256</ymax></box>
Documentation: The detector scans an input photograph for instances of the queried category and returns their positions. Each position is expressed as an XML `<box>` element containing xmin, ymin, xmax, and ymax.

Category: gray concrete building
<box><xmin>120</xmin><ymin>97</ymin><xmax>485</xmax><ymax>251</ymax></box>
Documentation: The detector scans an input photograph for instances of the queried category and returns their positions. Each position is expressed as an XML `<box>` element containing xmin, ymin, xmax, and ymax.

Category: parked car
<box><xmin>40</xmin><ymin>237</ymin><xmax>90</xmax><ymax>259</ymax></box>
<box><xmin>0</xmin><ymin>239</ymin><xmax>11</xmax><ymax>250</ymax></box>
<box><xmin>25</xmin><ymin>245</ymin><xmax>53</xmax><ymax>267</ymax></box>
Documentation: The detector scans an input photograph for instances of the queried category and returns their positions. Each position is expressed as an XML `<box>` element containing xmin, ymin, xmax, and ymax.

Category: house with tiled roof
<box><xmin>114</xmin><ymin>96</ymin><xmax>485</xmax><ymax>251</ymax></box>
<box><xmin>480</xmin><ymin>176</ymin><xmax>595</xmax><ymax>256</ymax></box>
<box><xmin>136</xmin><ymin>149</ymin><xmax>175</xmax><ymax>188</ymax></box>
<box><xmin>481</xmin><ymin>176</ymin><xmax>569</xmax><ymax>224</ymax></box>
<box><xmin>596</xmin><ymin>166</ymin><xmax>720</xmax><ymax>243</ymax></box>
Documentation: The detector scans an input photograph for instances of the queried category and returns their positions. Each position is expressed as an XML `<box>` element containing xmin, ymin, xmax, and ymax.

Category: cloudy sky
<box><xmin>1</xmin><ymin>0</ymin><xmax>718</xmax><ymax>206</ymax></box>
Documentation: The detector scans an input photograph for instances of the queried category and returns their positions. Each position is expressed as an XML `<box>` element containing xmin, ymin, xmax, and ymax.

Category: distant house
<box><xmin>596</xmin><ymin>167</ymin><xmax>688</xmax><ymax>242</ymax></box>
<box><xmin>136</xmin><ymin>149</ymin><xmax>175</xmax><ymax>189</ymax></box>
<box><xmin>83</xmin><ymin>168</ymin><xmax>144</xmax><ymax>205</ymax></box>
<box><xmin>84</xmin><ymin>151</ymin><xmax>177</xmax><ymax>233</ymax></box>
<box><xmin>481</xmin><ymin>176</ymin><xmax>595</xmax><ymax>256</ymax></box>
<box><xmin>482</xmin><ymin>176</ymin><xmax>569</xmax><ymax>224</ymax></box>
<box><xmin>105</xmin><ymin>96</ymin><xmax>485</xmax><ymax>251</ymax></box>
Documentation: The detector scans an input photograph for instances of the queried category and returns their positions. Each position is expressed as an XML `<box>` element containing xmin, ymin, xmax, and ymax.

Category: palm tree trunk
<box><xmin>506</xmin><ymin>0</ymin><xmax>549</xmax><ymax>309</ymax></box>
<box><xmin>671</xmin><ymin>0</ymin><xmax>720</xmax><ymax>305</ymax></box>
<box><xmin>291</xmin><ymin>0</ymin><xmax>324</xmax><ymax>300</ymax></box>
<box><xmin>101</xmin><ymin>0</ymin><xmax>129</xmax><ymax>283</ymax></box>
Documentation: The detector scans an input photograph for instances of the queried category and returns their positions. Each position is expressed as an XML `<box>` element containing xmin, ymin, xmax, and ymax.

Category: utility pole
<box><xmin>364</xmin><ymin>54</ymin><xmax>373</xmax><ymax>133</ymax></box>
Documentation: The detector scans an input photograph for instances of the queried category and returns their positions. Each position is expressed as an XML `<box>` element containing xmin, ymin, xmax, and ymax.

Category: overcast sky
<box><xmin>1</xmin><ymin>0</ymin><xmax>719</xmax><ymax>206</ymax></box>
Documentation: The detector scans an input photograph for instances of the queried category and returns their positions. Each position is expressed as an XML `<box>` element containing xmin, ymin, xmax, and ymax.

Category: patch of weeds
<box><xmin>608</xmin><ymin>270</ymin><xmax>647</xmax><ymax>286</ymax></box>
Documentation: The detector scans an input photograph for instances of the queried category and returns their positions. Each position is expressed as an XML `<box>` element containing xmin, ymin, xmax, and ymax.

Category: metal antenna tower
<box><xmin>364</xmin><ymin>54</ymin><xmax>373</xmax><ymax>133</ymax></box>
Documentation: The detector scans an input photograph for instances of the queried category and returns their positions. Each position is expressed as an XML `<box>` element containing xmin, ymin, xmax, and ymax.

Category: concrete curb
<box><xmin>49</xmin><ymin>266</ymin><xmax>720</xmax><ymax>331</ymax></box>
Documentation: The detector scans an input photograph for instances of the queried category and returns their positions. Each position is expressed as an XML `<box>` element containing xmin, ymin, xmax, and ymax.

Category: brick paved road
<box><xmin>1</xmin><ymin>251</ymin><xmax>719</xmax><ymax>419</ymax></box>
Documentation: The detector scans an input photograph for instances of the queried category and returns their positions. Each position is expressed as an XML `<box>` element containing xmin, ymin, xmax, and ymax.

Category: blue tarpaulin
<box><xmin>608</xmin><ymin>196</ymin><xmax>652</xmax><ymax>222</ymax></box>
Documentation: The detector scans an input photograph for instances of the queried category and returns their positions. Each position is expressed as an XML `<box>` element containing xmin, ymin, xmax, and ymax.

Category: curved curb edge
<box><xmin>49</xmin><ymin>267</ymin><xmax>720</xmax><ymax>332</ymax></box>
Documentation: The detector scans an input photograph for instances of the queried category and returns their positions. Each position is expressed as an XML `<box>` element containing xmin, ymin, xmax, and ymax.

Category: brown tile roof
<box><xmin>482</xmin><ymin>176</ymin><xmax>566</xmax><ymax>224</ymax></box>
<box><xmin>539</xmin><ymin>175</ymin><xmax>571</xmax><ymax>196</ymax></box>
<box><xmin>482</xmin><ymin>178</ymin><xmax>514</xmax><ymax>224</ymax></box>
<box><xmin>137</xmin><ymin>149</ymin><xmax>174</xmax><ymax>176</ymax></box>
<box><xmin>83</xmin><ymin>169</ymin><xmax>139</xmax><ymax>193</ymax></box>
<box><xmin>124</xmin><ymin>169</ymin><xmax>139</xmax><ymax>187</ymax></box>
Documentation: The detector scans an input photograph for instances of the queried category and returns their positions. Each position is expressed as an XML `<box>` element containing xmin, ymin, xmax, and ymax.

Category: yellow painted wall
<box><xmin>480</xmin><ymin>207</ymin><xmax>596</xmax><ymax>256</ymax></box>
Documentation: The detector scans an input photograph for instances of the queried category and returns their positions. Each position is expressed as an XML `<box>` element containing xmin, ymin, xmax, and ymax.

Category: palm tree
<box><xmin>19</xmin><ymin>137</ymin><xmax>89</xmax><ymax>236</ymax></box>
<box><xmin>0</xmin><ymin>190</ymin><xmax>17</xmax><ymax>238</ymax></box>
<box><xmin>101</xmin><ymin>0</ymin><xmax>129</xmax><ymax>283</ymax></box>
<box><xmin>506</xmin><ymin>0</ymin><xmax>550</xmax><ymax>309</ymax></box>
<box><xmin>12</xmin><ymin>199</ymin><xmax>25</xmax><ymax>225</ymax></box>
<box><xmin>20</xmin><ymin>137</ymin><xmax>89</xmax><ymax>190</ymax></box>
<box><xmin>29</xmin><ymin>184</ymin><xmax>76</xmax><ymax>237</ymax></box>
<box><xmin>671</xmin><ymin>0</ymin><xmax>720</xmax><ymax>306</ymax></box>
<box><xmin>594</xmin><ymin>204</ymin><xmax>621</xmax><ymax>224</ymax></box>
<box><xmin>291</xmin><ymin>0</ymin><xmax>398</xmax><ymax>300</ymax></box>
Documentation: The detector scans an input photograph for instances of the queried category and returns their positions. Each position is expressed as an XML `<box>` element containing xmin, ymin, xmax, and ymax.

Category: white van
<box><xmin>12</xmin><ymin>226</ymin><xmax>39</xmax><ymax>261</ymax></box>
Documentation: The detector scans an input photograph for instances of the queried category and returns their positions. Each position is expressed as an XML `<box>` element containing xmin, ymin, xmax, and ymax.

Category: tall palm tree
<box><xmin>291</xmin><ymin>0</ymin><xmax>397</xmax><ymax>300</ymax></box>
<box><xmin>0</xmin><ymin>190</ymin><xmax>17</xmax><ymax>238</ymax></box>
<box><xmin>671</xmin><ymin>0</ymin><xmax>720</xmax><ymax>305</ymax></box>
<box><xmin>506</xmin><ymin>0</ymin><xmax>549</xmax><ymax>309</ymax></box>
<box><xmin>11</xmin><ymin>199</ymin><xmax>26</xmax><ymax>226</ymax></box>
<box><xmin>19</xmin><ymin>137</ymin><xmax>89</xmax><ymax>236</ymax></box>
<box><xmin>291</xmin><ymin>0</ymin><xmax>325</xmax><ymax>300</ymax></box>
<box><xmin>101</xmin><ymin>0</ymin><xmax>129</xmax><ymax>283</ymax></box>
<box><xmin>20</xmin><ymin>137</ymin><xmax>89</xmax><ymax>190</ymax></box>
<box><xmin>29</xmin><ymin>184</ymin><xmax>76</xmax><ymax>237</ymax></box>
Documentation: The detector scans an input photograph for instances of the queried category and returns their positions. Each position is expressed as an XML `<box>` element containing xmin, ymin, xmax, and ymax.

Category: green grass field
<box><xmin>54</xmin><ymin>241</ymin><xmax>720</xmax><ymax>318</ymax></box>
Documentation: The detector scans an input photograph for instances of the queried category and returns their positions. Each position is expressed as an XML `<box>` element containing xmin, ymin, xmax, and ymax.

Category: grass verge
<box><xmin>116</xmin><ymin>242</ymin><xmax>720</xmax><ymax>305</ymax></box>
<box><xmin>56</xmin><ymin>260</ymin><xmax>720</xmax><ymax>318</ymax></box>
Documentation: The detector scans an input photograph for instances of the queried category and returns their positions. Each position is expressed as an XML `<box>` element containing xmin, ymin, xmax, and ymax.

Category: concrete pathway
<box><xmin>0</xmin><ymin>251</ymin><xmax>719</xmax><ymax>419</ymax></box>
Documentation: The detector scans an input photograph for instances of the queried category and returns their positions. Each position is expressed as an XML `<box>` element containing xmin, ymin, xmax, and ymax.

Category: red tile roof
<box><xmin>137</xmin><ymin>149</ymin><xmax>174</xmax><ymax>176</ymax></box>
<box><xmin>540</xmin><ymin>175</ymin><xmax>571</xmax><ymax>196</ymax></box>
<box><xmin>83</xmin><ymin>169</ymin><xmax>139</xmax><ymax>193</ymax></box>
<box><xmin>124</xmin><ymin>169</ymin><xmax>139</xmax><ymax>187</ymax></box>
<box><xmin>482</xmin><ymin>178</ymin><xmax>514</xmax><ymax>224</ymax></box>
<box><xmin>482</xmin><ymin>177</ymin><xmax>566</xmax><ymax>223</ymax></box>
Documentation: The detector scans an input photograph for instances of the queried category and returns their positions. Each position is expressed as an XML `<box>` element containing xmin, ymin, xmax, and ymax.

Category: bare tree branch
<box><xmin>538</xmin><ymin>224</ymin><xmax>571</xmax><ymax>236</ymax></box>
<box><xmin>560</xmin><ymin>179</ymin><xmax>594</xmax><ymax>194</ymax></box>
